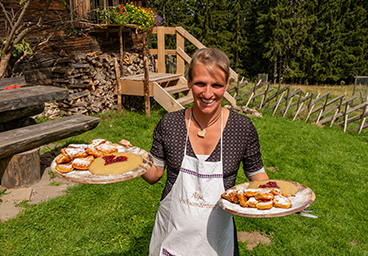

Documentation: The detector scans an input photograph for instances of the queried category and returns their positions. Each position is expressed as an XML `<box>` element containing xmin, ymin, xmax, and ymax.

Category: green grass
<box><xmin>1</xmin><ymin>103</ymin><xmax>368</xmax><ymax>255</ymax></box>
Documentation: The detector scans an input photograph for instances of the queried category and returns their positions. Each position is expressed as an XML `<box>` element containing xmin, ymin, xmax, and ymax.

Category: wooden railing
<box><xmin>148</xmin><ymin>27</ymin><xmax>239</xmax><ymax>83</ymax></box>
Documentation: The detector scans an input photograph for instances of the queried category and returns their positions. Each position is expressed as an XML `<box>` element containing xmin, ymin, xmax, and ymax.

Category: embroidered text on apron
<box><xmin>149</xmin><ymin>110</ymin><xmax>234</xmax><ymax>256</ymax></box>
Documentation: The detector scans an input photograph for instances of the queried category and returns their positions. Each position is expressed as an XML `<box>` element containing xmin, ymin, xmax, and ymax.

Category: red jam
<box><xmin>103</xmin><ymin>155</ymin><xmax>128</xmax><ymax>165</ymax></box>
<box><xmin>259</xmin><ymin>181</ymin><xmax>280</xmax><ymax>189</ymax></box>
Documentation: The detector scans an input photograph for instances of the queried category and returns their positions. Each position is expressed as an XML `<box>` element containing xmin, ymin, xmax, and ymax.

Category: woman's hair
<box><xmin>187</xmin><ymin>47</ymin><xmax>230</xmax><ymax>83</ymax></box>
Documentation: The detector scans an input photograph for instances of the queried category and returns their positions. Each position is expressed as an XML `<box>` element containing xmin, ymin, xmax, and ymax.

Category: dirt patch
<box><xmin>238</xmin><ymin>231</ymin><xmax>271</xmax><ymax>250</ymax></box>
<box><xmin>266</xmin><ymin>166</ymin><xmax>277</xmax><ymax>172</ymax></box>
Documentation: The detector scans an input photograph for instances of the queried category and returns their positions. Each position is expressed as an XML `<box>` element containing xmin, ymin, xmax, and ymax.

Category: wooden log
<box><xmin>0</xmin><ymin>86</ymin><xmax>69</xmax><ymax>112</ymax></box>
<box><xmin>0</xmin><ymin>104</ymin><xmax>44</xmax><ymax>123</ymax></box>
<box><xmin>0</xmin><ymin>115</ymin><xmax>100</xmax><ymax>160</ymax></box>
<box><xmin>0</xmin><ymin>148</ymin><xmax>41</xmax><ymax>188</ymax></box>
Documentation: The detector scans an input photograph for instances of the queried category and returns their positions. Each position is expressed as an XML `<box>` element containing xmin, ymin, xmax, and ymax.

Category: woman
<box><xmin>126</xmin><ymin>48</ymin><xmax>268</xmax><ymax>255</ymax></box>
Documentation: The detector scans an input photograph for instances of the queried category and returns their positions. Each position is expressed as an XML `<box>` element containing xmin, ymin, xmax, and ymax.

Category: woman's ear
<box><xmin>188</xmin><ymin>79</ymin><xmax>193</xmax><ymax>89</ymax></box>
<box><xmin>225</xmin><ymin>77</ymin><xmax>230</xmax><ymax>91</ymax></box>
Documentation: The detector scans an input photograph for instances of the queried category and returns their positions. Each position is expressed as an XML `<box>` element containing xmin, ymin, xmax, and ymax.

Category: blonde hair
<box><xmin>187</xmin><ymin>48</ymin><xmax>230</xmax><ymax>83</ymax></box>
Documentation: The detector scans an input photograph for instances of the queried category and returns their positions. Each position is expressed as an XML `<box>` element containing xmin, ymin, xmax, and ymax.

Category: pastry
<box><xmin>221</xmin><ymin>183</ymin><xmax>293</xmax><ymax>211</ymax></box>
<box><xmin>228</xmin><ymin>190</ymin><xmax>239</xmax><ymax>204</ymax></box>
<box><xmin>55</xmin><ymin>153</ymin><xmax>72</xmax><ymax>164</ymax></box>
<box><xmin>256</xmin><ymin>200</ymin><xmax>273</xmax><ymax>210</ymax></box>
<box><xmin>246</xmin><ymin>197</ymin><xmax>258</xmax><ymax>208</ymax></box>
<box><xmin>96</xmin><ymin>143</ymin><xmax>118</xmax><ymax>155</ymax></box>
<box><xmin>273</xmin><ymin>195</ymin><xmax>292</xmax><ymax>209</ymax></box>
<box><xmin>61</xmin><ymin>147</ymin><xmax>88</xmax><ymax>158</ymax></box>
<box><xmin>72</xmin><ymin>155</ymin><xmax>95</xmax><ymax>170</ymax></box>
<box><xmin>55</xmin><ymin>162</ymin><xmax>74</xmax><ymax>173</ymax></box>
<box><xmin>90</xmin><ymin>139</ymin><xmax>106</xmax><ymax>147</ymax></box>
<box><xmin>86</xmin><ymin>147</ymin><xmax>103</xmax><ymax>158</ymax></box>
<box><xmin>243</xmin><ymin>189</ymin><xmax>262</xmax><ymax>197</ymax></box>
<box><xmin>237</xmin><ymin>191</ymin><xmax>248</xmax><ymax>207</ymax></box>
<box><xmin>254</xmin><ymin>192</ymin><xmax>274</xmax><ymax>201</ymax></box>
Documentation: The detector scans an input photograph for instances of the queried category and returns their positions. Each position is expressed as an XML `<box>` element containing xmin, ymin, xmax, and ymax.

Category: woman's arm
<box><xmin>142</xmin><ymin>165</ymin><xmax>165</xmax><ymax>185</ymax></box>
<box><xmin>250</xmin><ymin>172</ymin><xmax>269</xmax><ymax>181</ymax></box>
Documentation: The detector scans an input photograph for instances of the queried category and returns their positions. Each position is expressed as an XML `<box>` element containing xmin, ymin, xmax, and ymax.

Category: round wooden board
<box><xmin>51</xmin><ymin>146</ymin><xmax>153</xmax><ymax>184</ymax></box>
<box><xmin>219</xmin><ymin>180</ymin><xmax>316</xmax><ymax>218</ymax></box>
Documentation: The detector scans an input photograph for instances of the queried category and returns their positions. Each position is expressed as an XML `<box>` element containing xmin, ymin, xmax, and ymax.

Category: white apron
<box><xmin>149</xmin><ymin>111</ymin><xmax>234</xmax><ymax>256</ymax></box>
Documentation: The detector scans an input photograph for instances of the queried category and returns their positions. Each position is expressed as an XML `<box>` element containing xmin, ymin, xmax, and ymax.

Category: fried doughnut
<box><xmin>55</xmin><ymin>154</ymin><xmax>72</xmax><ymax>164</ymax></box>
<box><xmin>246</xmin><ymin>197</ymin><xmax>258</xmax><ymax>208</ymax></box>
<box><xmin>67</xmin><ymin>144</ymin><xmax>89</xmax><ymax>149</ymax></box>
<box><xmin>256</xmin><ymin>200</ymin><xmax>273</xmax><ymax>210</ymax></box>
<box><xmin>55</xmin><ymin>162</ymin><xmax>74</xmax><ymax>173</ymax></box>
<box><xmin>72</xmin><ymin>155</ymin><xmax>95</xmax><ymax>170</ymax></box>
<box><xmin>228</xmin><ymin>191</ymin><xmax>239</xmax><ymax>204</ymax></box>
<box><xmin>96</xmin><ymin>143</ymin><xmax>118</xmax><ymax>155</ymax></box>
<box><xmin>255</xmin><ymin>192</ymin><xmax>274</xmax><ymax>201</ymax></box>
<box><xmin>61</xmin><ymin>148</ymin><xmax>88</xmax><ymax>158</ymax></box>
<box><xmin>270</xmin><ymin>188</ymin><xmax>288</xmax><ymax>197</ymax></box>
<box><xmin>86</xmin><ymin>147</ymin><xmax>103</xmax><ymax>158</ymax></box>
<box><xmin>237</xmin><ymin>191</ymin><xmax>248</xmax><ymax>207</ymax></box>
<box><xmin>221</xmin><ymin>191</ymin><xmax>232</xmax><ymax>201</ymax></box>
<box><xmin>273</xmin><ymin>196</ymin><xmax>292</xmax><ymax>209</ymax></box>
<box><xmin>243</xmin><ymin>189</ymin><xmax>262</xmax><ymax>198</ymax></box>
<box><xmin>90</xmin><ymin>139</ymin><xmax>106</xmax><ymax>147</ymax></box>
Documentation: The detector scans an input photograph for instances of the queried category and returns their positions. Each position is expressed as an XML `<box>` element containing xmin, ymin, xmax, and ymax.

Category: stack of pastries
<box><xmin>55</xmin><ymin>139</ymin><xmax>120</xmax><ymax>173</ymax></box>
<box><xmin>221</xmin><ymin>187</ymin><xmax>292</xmax><ymax>210</ymax></box>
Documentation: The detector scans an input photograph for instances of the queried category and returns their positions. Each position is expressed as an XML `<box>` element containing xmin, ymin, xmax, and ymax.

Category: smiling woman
<box><xmin>125</xmin><ymin>47</ymin><xmax>269</xmax><ymax>256</ymax></box>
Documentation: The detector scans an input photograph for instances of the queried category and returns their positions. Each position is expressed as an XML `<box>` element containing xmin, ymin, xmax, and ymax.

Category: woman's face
<box><xmin>188</xmin><ymin>63</ymin><xmax>229</xmax><ymax>115</ymax></box>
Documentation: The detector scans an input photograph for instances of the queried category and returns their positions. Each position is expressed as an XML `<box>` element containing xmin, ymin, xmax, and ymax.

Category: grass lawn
<box><xmin>1</xmin><ymin>102</ymin><xmax>368</xmax><ymax>255</ymax></box>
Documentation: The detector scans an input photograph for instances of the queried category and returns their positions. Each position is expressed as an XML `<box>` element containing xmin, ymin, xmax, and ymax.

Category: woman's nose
<box><xmin>202</xmin><ymin>85</ymin><xmax>212</xmax><ymax>98</ymax></box>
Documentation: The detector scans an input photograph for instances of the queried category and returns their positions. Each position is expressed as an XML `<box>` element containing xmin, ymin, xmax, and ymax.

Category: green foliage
<box><xmin>97</xmin><ymin>3</ymin><xmax>161</xmax><ymax>31</ymax></box>
<box><xmin>0</xmin><ymin>38</ymin><xmax>33</xmax><ymax>59</ymax></box>
<box><xmin>147</xmin><ymin>0</ymin><xmax>368</xmax><ymax>84</ymax></box>
<box><xmin>63</xmin><ymin>27</ymin><xmax>78</xmax><ymax>37</ymax></box>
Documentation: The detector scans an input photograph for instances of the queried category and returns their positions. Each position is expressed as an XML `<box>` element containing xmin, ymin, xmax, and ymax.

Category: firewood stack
<box><xmin>37</xmin><ymin>50</ymin><xmax>155</xmax><ymax>118</ymax></box>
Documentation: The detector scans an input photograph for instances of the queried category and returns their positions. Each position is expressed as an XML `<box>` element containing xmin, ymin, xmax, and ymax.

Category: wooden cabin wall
<box><xmin>1</xmin><ymin>0</ymin><xmax>147</xmax><ymax>84</ymax></box>
<box><xmin>0</xmin><ymin>0</ymin><xmax>69</xmax><ymax>39</ymax></box>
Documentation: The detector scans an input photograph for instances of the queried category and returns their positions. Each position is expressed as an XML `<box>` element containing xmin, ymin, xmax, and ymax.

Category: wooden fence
<box><xmin>228</xmin><ymin>80</ymin><xmax>368</xmax><ymax>134</ymax></box>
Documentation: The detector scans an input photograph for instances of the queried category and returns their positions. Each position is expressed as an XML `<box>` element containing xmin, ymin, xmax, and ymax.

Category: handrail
<box><xmin>149</xmin><ymin>26</ymin><xmax>239</xmax><ymax>83</ymax></box>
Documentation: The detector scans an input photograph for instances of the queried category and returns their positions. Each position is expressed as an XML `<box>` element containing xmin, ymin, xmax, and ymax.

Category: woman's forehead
<box><xmin>192</xmin><ymin>63</ymin><xmax>227</xmax><ymax>82</ymax></box>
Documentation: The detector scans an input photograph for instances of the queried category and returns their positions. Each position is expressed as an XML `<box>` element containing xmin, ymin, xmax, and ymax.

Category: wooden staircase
<box><xmin>119</xmin><ymin>27</ymin><xmax>237</xmax><ymax>114</ymax></box>
<box><xmin>121</xmin><ymin>72</ymin><xmax>237</xmax><ymax>113</ymax></box>
<box><xmin>121</xmin><ymin>72</ymin><xmax>192</xmax><ymax>112</ymax></box>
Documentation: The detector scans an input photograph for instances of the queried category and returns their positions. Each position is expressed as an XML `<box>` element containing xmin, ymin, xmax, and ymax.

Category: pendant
<box><xmin>197</xmin><ymin>129</ymin><xmax>206</xmax><ymax>138</ymax></box>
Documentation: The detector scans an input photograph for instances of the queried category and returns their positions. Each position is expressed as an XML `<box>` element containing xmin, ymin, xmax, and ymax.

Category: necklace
<box><xmin>191</xmin><ymin>108</ymin><xmax>222</xmax><ymax>138</ymax></box>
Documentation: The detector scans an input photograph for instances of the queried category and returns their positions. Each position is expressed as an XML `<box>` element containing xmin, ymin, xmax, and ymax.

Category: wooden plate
<box><xmin>51</xmin><ymin>146</ymin><xmax>153</xmax><ymax>184</ymax></box>
<box><xmin>219</xmin><ymin>180</ymin><xmax>315</xmax><ymax>218</ymax></box>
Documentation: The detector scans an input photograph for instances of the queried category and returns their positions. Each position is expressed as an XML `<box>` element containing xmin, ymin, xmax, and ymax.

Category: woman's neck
<box><xmin>191</xmin><ymin>107</ymin><xmax>222</xmax><ymax>127</ymax></box>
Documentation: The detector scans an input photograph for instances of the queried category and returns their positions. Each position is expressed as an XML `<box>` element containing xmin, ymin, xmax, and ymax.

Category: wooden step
<box><xmin>164</xmin><ymin>84</ymin><xmax>189</xmax><ymax>94</ymax></box>
<box><xmin>124</xmin><ymin>72</ymin><xmax>181</xmax><ymax>84</ymax></box>
<box><xmin>177</xmin><ymin>91</ymin><xmax>194</xmax><ymax>106</ymax></box>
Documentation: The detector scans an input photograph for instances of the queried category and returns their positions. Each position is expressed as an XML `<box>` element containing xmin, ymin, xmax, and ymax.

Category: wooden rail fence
<box><xmin>228</xmin><ymin>80</ymin><xmax>368</xmax><ymax>134</ymax></box>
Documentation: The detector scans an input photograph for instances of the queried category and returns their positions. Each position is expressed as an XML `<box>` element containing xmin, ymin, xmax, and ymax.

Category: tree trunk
<box><xmin>0</xmin><ymin>51</ymin><xmax>12</xmax><ymax>78</ymax></box>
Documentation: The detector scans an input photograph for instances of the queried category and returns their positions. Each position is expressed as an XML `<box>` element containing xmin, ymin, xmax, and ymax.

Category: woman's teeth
<box><xmin>201</xmin><ymin>98</ymin><xmax>214</xmax><ymax>104</ymax></box>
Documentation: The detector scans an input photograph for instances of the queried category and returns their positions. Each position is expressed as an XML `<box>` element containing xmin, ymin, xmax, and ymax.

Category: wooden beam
<box><xmin>176</xmin><ymin>30</ymin><xmax>185</xmax><ymax>76</ymax></box>
<box><xmin>143</xmin><ymin>32</ymin><xmax>150</xmax><ymax>117</ymax></box>
<box><xmin>157</xmin><ymin>26</ymin><xmax>165</xmax><ymax>73</ymax></box>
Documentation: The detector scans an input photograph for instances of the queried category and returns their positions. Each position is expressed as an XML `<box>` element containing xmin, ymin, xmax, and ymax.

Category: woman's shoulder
<box><xmin>155</xmin><ymin>109</ymin><xmax>186</xmax><ymax>131</ymax></box>
<box><xmin>160</xmin><ymin>109</ymin><xmax>185</xmax><ymax>121</ymax></box>
<box><xmin>228</xmin><ymin>108</ymin><xmax>252</xmax><ymax>124</ymax></box>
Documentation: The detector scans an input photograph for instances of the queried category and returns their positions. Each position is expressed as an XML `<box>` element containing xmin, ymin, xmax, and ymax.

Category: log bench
<box><xmin>0</xmin><ymin>85</ymin><xmax>100</xmax><ymax>188</ymax></box>
<box><xmin>0</xmin><ymin>115</ymin><xmax>100</xmax><ymax>188</ymax></box>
